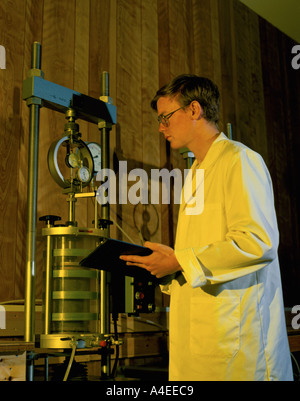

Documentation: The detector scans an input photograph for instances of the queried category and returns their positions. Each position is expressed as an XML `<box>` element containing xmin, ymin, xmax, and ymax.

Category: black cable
<box><xmin>111</xmin><ymin>315</ymin><xmax>119</xmax><ymax>378</ymax></box>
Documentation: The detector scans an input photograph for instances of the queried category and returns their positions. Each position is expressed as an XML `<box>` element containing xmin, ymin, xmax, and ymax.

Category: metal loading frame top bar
<box><xmin>23</xmin><ymin>76</ymin><xmax>117</xmax><ymax>125</ymax></box>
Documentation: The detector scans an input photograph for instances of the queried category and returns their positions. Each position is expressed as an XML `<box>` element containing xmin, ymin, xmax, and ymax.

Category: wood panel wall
<box><xmin>0</xmin><ymin>0</ymin><xmax>299</xmax><ymax>309</ymax></box>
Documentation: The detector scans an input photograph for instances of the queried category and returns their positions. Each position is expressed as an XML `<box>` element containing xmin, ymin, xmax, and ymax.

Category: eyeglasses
<box><xmin>157</xmin><ymin>106</ymin><xmax>185</xmax><ymax>127</ymax></box>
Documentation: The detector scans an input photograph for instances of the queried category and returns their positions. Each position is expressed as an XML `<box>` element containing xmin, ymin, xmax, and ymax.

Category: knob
<box><xmin>39</xmin><ymin>215</ymin><xmax>61</xmax><ymax>227</ymax></box>
<box><xmin>135</xmin><ymin>292</ymin><xmax>144</xmax><ymax>300</ymax></box>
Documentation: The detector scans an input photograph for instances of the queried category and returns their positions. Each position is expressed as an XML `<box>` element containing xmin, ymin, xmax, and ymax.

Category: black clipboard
<box><xmin>79</xmin><ymin>238</ymin><xmax>155</xmax><ymax>281</ymax></box>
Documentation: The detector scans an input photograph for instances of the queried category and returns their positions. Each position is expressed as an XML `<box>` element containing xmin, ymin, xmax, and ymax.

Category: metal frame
<box><xmin>23</xmin><ymin>42</ymin><xmax>116</xmax><ymax>380</ymax></box>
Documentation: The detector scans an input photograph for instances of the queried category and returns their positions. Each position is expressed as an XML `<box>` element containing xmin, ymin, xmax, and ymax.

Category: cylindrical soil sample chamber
<box><xmin>40</xmin><ymin>225</ymin><xmax>106</xmax><ymax>349</ymax></box>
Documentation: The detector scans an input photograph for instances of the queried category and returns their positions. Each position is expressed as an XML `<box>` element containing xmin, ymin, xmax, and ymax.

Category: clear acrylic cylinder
<box><xmin>40</xmin><ymin>226</ymin><xmax>104</xmax><ymax>348</ymax></box>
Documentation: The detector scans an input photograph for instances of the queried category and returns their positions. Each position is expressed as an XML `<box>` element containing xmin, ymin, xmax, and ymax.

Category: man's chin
<box><xmin>170</xmin><ymin>141</ymin><xmax>181</xmax><ymax>150</ymax></box>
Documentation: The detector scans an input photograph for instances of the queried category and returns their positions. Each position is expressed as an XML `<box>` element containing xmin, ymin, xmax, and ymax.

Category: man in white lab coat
<box><xmin>120</xmin><ymin>75</ymin><xmax>293</xmax><ymax>381</ymax></box>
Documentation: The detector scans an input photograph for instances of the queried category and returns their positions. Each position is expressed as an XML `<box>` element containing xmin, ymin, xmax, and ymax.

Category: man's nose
<box><xmin>159</xmin><ymin>122</ymin><xmax>166</xmax><ymax>134</ymax></box>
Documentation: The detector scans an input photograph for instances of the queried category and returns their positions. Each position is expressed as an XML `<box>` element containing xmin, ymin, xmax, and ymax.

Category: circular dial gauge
<box><xmin>67</xmin><ymin>152</ymin><xmax>80</xmax><ymax>168</ymax></box>
<box><xmin>87</xmin><ymin>142</ymin><xmax>101</xmax><ymax>174</ymax></box>
<box><xmin>48</xmin><ymin>136</ymin><xmax>94</xmax><ymax>189</ymax></box>
<box><xmin>77</xmin><ymin>166</ymin><xmax>91</xmax><ymax>183</ymax></box>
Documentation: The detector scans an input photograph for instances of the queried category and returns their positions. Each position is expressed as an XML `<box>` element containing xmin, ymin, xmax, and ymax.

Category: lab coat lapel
<box><xmin>180</xmin><ymin>133</ymin><xmax>228</xmax><ymax>213</ymax></box>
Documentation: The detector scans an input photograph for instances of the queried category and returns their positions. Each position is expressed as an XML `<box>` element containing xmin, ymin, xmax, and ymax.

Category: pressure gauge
<box><xmin>48</xmin><ymin>136</ymin><xmax>94</xmax><ymax>189</ymax></box>
<box><xmin>67</xmin><ymin>152</ymin><xmax>80</xmax><ymax>168</ymax></box>
<box><xmin>87</xmin><ymin>142</ymin><xmax>101</xmax><ymax>174</ymax></box>
<box><xmin>77</xmin><ymin>166</ymin><xmax>91</xmax><ymax>183</ymax></box>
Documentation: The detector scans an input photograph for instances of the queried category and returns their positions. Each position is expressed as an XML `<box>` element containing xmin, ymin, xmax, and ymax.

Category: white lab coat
<box><xmin>162</xmin><ymin>133</ymin><xmax>293</xmax><ymax>381</ymax></box>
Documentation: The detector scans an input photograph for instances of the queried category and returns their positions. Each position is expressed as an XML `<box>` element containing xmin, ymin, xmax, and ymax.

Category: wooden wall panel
<box><xmin>192</xmin><ymin>0</ymin><xmax>222</xmax><ymax>83</ymax></box>
<box><xmin>218</xmin><ymin>0</ymin><xmax>238</xmax><ymax>134</ymax></box>
<box><xmin>232</xmin><ymin>0</ymin><xmax>268</xmax><ymax>161</ymax></box>
<box><xmin>88</xmin><ymin>0</ymin><xmax>117</xmax><ymax>234</ymax></box>
<box><xmin>73</xmin><ymin>0</ymin><xmax>90</xmax><ymax>227</ymax></box>
<box><xmin>114</xmin><ymin>0</ymin><xmax>143</xmax><ymax>246</ymax></box>
<box><xmin>168</xmin><ymin>0</ymin><xmax>194</xmax><ymax>243</ymax></box>
<box><xmin>140</xmin><ymin>0</ymin><xmax>161</xmax><ymax>247</ymax></box>
<box><xmin>157</xmin><ymin>0</ymin><xmax>172</xmax><ymax>248</ymax></box>
<box><xmin>116</xmin><ymin>0</ymin><xmax>143</xmax><ymax>163</ymax></box>
<box><xmin>0</xmin><ymin>0</ymin><xmax>299</xmax><ymax>310</ymax></box>
<box><xmin>16</xmin><ymin>0</ymin><xmax>44</xmax><ymax>300</ymax></box>
<box><xmin>37</xmin><ymin>0</ymin><xmax>76</xmax><ymax>224</ymax></box>
<box><xmin>89</xmin><ymin>0</ymin><xmax>112</xmax><ymax>99</ymax></box>
<box><xmin>0</xmin><ymin>0</ymin><xmax>27</xmax><ymax>301</ymax></box>
<box><xmin>169</xmin><ymin>0</ymin><xmax>194</xmax><ymax>76</ymax></box>
<box><xmin>259</xmin><ymin>19</ymin><xmax>300</xmax><ymax>306</ymax></box>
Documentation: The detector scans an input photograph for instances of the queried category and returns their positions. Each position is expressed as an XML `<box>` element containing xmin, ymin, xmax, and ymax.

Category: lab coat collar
<box><xmin>193</xmin><ymin>132</ymin><xmax>229</xmax><ymax>170</ymax></box>
<box><xmin>180</xmin><ymin>133</ymin><xmax>229</xmax><ymax>211</ymax></box>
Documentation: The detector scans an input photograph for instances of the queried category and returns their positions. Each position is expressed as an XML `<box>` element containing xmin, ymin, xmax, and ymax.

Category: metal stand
<box><xmin>23</xmin><ymin>42</ymin><xmax>117</xmax><ymax>381</ymax></box>
<box><xmin>179</xmin><ymin>147</ymin><xmax>195</xmax><ymax>169</ymax></box>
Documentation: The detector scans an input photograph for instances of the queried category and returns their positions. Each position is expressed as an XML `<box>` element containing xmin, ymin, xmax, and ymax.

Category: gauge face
<box><xmin>87</xmin><ymin>142</ymin><xmax>101</xmax><ymax>173</ymax></box>
<box><xmin>77</xmin><ymin>166</ymin><xmax>91</xmax><ymax>183</ymax></box>
<box><xmin>48</xmin><ymin>136</ymin><xmax>94</xmax><ymax>189</ymax></box>
<box><xmin>67</xmin><ymin>152</ymin><xmax>80</xmax><ymax>168</ymax></box>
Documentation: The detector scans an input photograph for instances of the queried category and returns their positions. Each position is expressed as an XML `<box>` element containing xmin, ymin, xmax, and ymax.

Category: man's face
<box><xmin>157</xmin><ymin>96</ymin><xmax>192</xmax><ymax>149</ymax></box>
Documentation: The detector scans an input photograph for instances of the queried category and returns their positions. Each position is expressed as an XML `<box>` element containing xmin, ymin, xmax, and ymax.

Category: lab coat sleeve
<box><xmin>175</xmin><ymin>148</ymin><xmax>279</xmax><ymax>288</ymax></box>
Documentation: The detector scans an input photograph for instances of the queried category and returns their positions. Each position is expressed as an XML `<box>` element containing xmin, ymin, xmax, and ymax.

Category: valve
<box><xmin>39</xmin><ymin>215</ymin><xmax>61</xmax><ymax>227</ymax></box>
<box><xmin>93</xmin><ymin>218</ymin><xmax>113</xmax><ymax>229</ymax></box>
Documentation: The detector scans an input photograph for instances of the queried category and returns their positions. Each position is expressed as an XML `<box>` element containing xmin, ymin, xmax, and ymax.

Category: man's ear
<box><xmin>190</xmin><ymin>100</ymin><xmax>203</xmax><ymax>120</ymax></box>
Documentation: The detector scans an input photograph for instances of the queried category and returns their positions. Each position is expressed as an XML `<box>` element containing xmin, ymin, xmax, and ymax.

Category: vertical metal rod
<box><xmin>100</xmin><ymin>127</ymin><xmax>111</xmax><ymax>379</ymax></box>
<box><xmin>44</xmin><ymin>233</ymin><xmax>53</xmax><ymax>335</ymax></box>
<box><xmin>25</xmin><ymin>42</ymin><xmax>41</xmax><ymax>345</ymax></box>
<box><xmin>186</xmin><ymin>156</ymin><xmax>194</xmax><ymax>169</ymax></box>
<box><xmin>94</xmin><ymin>199</ymin><xmax>98</xmax><ymax>228</ymax></box>
<box><xmin>24</xmin><ymin>101</ymin><xmax>40</xmax><ymax>343</ymax></box>
<box><xmin>101</xmin><ymin>127</ymin><xmax>110</xmax><ymax>223</ymax></box>
<box><xmin>44</xmin><ymin>356</ymin><xmax>49</xmax><ymax>381</ymax></box>
<box><xmin>31</xmin><ymin>41</ymin><xmax>41</xmax><ymax>71</ymax></box>
<box><xmin>99</xmin><ymin>71</ymin><xmax>111</xmax><ymax>337</ymax></box>
<box><xmin>99</xmin><ymin>71</ymin><xmax>112</xmax><ymax>378</ymax></box>
<box><xmin>24</xmin><ymin>44</ymin><xmax>42</xmax><ymax>384</ymax></box>
<box><xmin>227</xmin><ymin>123</ymin><xmax>233</xmax><ymax>140</ymax></box>
<box><xmin>100</xmin><ymin>71</ymin><xmax>110</xmax><ymax>225</ymax></box>
<box><xmin>67</xmin><ymin>193</ymin><xmax>76</xmax><ymax>223</ymax></box>
<box><xmin>100</xmin><ymin>127</ymin><xmax>110</xmax><ymax>337</ymax></box>
<box><xmin>101</xmin><ymin>71</ymin><xmax>109</xmax><ymax>97</ymax></box>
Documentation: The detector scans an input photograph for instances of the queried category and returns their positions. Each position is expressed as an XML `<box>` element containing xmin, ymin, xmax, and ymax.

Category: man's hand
<box><xmin>119</xmin><ymin>241</ymin><xmax>182</xmax><ymax>279</ymax></box>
